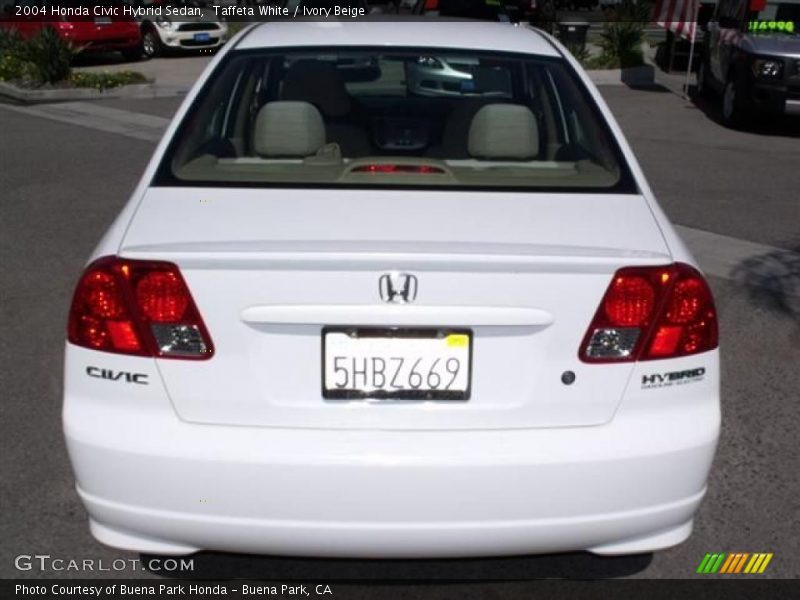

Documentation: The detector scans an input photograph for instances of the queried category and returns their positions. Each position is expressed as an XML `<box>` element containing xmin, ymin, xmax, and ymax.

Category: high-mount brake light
<box><xmin>351</xmin><ymin>164</ymin><xmax>445</xmax><ymax>174</ymax></box>
<box><xmin>67</xmin><ymin>256</ymin><xmax>214</xmax><ymax>359</ymax></box>
<box><xmin>580</xmin><ymin>263</ymin><xmax>717</xmax><ymax>363</ymax></box>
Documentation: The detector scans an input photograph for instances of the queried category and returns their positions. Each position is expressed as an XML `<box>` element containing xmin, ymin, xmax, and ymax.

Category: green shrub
<box><xmin>563</xmin><ymin>43</ymin><xmax>591</xmax><ymax>64</ymax></box>
<box><xmin>0</xmin><ymin>28</ymin><xmax>146</xmax><ymax>89</ymax></box>
<box><xmin>69</xmin><ymin>70</ymin><xmax>149</xmax><ymax>91</ymax></box>
<box><xmin>0</xmin><ymin>27</ymin><xmax>25</xmax><ymax>54</ymax></box>
<box><xmin>595</xmin><ymin>0</ymin><xmax>648</xmax><ymax>69</ymax></box>
<box><xmin>0</xmin><ymin>29</ymin><xmax>33</xmax><ymax>82</ymax></box>
<box><xmin>20</xmin><ymin>27</ymin><xmax>78</xmax><ymax>84</ymax></box>
<box><xmin>0</xmin><ymin>53</ymin><xmax>28</xmax><ymax>81</ymax></box>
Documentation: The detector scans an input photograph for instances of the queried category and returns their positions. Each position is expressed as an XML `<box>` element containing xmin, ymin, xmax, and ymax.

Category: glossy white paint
<box><xmin>63</xmin><ymin>21</ymin><xmax>720</xmax><ymax>558</ymax></box>
<box><xmin>237</xmin><ymin>21</ymin><xmax>562</xmax><ymax>56</ymax></box>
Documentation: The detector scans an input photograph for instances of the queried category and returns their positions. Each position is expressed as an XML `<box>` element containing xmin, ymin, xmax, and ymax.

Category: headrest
<box><xmin>467</xmin><ymin>104</ymin><xmax>539</xmax><ymax>160</ymax></box>
<box><xmin>254</xmin><ymin>101</ymin><xmax>326</xmax><ymax>158</ymax></box>
<box><xmin>281</xmin><ymin>60</ymin><xmax>351</xmax><ymax>118</ymax></box>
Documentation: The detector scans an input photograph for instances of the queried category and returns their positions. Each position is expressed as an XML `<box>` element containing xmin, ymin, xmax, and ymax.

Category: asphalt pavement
<box><xmin>1</xmin><ymin>55</ymin><xmax>799</xmax><ymax>585</ymax></box>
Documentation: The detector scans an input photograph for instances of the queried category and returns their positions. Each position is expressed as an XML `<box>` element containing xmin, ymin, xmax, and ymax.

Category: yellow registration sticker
<box><xmin>446</xmin><ymin>334</ymin><xmax>469</xmax><ymax>347</ymax></box>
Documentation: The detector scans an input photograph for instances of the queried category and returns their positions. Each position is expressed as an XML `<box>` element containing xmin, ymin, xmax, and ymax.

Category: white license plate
<box><xmin>323</xmin><ymin>328</ymin><xmax>472</xmax><ymax>400</ymax></box>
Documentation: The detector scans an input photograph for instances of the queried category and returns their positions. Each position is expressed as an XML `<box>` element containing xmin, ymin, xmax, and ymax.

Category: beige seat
<box><xmin>427</xmin><ymin>98</ymin><xmax>498</xmax><ymax>159</ymax></box>
<box><xmin>253</xmin><ymin>101</ymin><xmax>325</xmax><ymax>158</ymax></box>
<box><xmin>467</xmin><ymin>104</ymin><xmax>540</xmax><ymax>160</ymax></box>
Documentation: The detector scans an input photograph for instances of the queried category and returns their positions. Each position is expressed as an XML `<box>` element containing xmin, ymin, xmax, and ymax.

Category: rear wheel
<box><xmin>141</xmin><ymin>28</ymin><xmax>162</xmax><ymax>59</ymax></box>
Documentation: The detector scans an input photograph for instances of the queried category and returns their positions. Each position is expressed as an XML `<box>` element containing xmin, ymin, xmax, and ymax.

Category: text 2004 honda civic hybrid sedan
<box><xmin>63</xmin><ymin>20</ymin><xmax>720</xmax><ymax>558</ymax></box>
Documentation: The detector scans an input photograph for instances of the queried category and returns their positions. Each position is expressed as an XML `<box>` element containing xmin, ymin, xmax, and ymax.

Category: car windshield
<box><xmin>159</xmin><ymin>47</ymin><xmax>632</xmax><ymax>191</ymax></box>
<box><xmin>749</xmin><ymin>0</ymin><xmax>800</xmax><ymax>34</ymax></box>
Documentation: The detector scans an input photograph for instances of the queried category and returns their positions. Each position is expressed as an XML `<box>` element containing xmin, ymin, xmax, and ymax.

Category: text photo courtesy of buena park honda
<box><xmin>1</xmin><ymin>0</ymin><xmax>799</xmax><ymax>597</ymax></box>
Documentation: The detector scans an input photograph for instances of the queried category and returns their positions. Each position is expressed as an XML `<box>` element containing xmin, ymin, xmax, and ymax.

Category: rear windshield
<box><xmin>157</xmin><ymin>46</ymin><xmax>635</xmax><ymax>192</ymax></box>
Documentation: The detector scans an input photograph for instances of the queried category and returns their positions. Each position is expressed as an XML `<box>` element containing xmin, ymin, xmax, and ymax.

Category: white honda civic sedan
<box><xmin>63</xmin><ymin>19</ymin><xmax>720</xmax><ymax>558</ymax></box>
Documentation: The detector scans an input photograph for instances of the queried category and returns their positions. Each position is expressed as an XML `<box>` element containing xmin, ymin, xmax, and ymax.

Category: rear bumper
<box><xmin>64</xmin><ymin>389</ymin><xmax>719</xmax><ymax>557</ymax></box>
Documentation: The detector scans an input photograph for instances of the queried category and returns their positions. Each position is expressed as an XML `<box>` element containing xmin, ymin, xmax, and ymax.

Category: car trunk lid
<box><xmin>119</xmin><ymin>187</ymin><xmax>671</xmax><ymax>430</ymax></box>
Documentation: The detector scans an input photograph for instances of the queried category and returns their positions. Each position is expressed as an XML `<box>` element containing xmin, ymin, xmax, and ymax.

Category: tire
<box><xmin>721</xmin><ymin>72</ymin><xmax>750</xmax><ymax>128</ymax></box>
<box><xmin>141</xmin><ymin>28</ymin><xmax>162</xmax><ymax>59</ymax></box>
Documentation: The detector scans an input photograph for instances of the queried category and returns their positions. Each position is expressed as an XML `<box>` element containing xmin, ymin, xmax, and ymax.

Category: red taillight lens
<box><xmin>82</xmin><ymin>270</ymin><xmax>126</xmax><ymax>318</ymax></box>
<box><xmin>67</xmin><ymin>257</ymin><xmax>213</xmax><ymax>359</ymax></box>
<box><xmin>136</xmin><ymin>271</ymin><xmax>189</xmax><ymax>322</ymax></box>
<box><xmin>604</xmin><ymin>275</ymin><xmax>655</xmax><ymax>326</ymax></box>
<box><xmin>580</xmin><ymin>263</ymin><xmax>718</xmax><ymax>362</ymax></box>
<box><xmin>665</xmin><ymin>278</ymin><xmax>704</xmax><ymax>324</ymax></box>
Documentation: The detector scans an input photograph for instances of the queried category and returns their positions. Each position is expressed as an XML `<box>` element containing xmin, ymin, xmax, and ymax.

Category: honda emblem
<box><xmin>378</xmin><ymin>273</ymin><xmax>418</xmax><ymax>304</ymax></box>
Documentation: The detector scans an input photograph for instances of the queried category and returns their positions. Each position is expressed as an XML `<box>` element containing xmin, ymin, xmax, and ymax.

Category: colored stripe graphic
<box><xmin>696</xmin><ymin>553</ymin><xmax>713</xmax><ymax>573</ymax></box>
<box><xmin>702</xmin><ymin>552</ymin><xmax>774</xmax><ymax>574</ymax></box>
<box><xmin>697</xmin><ymin>553</ymin><xmax>727</xmax><ymax>573</ymax></box>
<box><xmin>745</xmin><ymin>553</ymin><xmax>774</xmax><ymax>574</ymax></box>
<box><xmin>719</xmin><ymin>553</ymin><xmax>736</xmax><ymax>573</ymax></box>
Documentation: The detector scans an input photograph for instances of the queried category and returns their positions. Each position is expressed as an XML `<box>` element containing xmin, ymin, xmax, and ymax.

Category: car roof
<box><xmin>235</xmin><ymin>19</ymin><xmax>562</xmax><ymax>58</ymax></box>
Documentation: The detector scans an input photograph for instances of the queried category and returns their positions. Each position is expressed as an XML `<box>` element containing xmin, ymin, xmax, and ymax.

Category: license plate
<box><xmin>194</xmin><ymin>33</ymin><xmax>211</xmax><ymax>42</ymax></box>
<box><xmin>323</xmin><ymin>328</ymin><xmax>472</xmax><ymax>400</ymax></box>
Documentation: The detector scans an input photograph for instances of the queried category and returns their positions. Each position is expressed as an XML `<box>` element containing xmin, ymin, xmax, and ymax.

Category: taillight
<box><xmin>68</xmin><ymin>256</ymin><xmax>213</xmax><ymax>359</ymax></box>
<box><xmin>580</xmin><ymin>263</ymin><xmax>717</xmax><ymax>363</ymax></box>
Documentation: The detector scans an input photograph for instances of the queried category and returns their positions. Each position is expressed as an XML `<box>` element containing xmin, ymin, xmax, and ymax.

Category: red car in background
<box><xmin>1</xmin><ymin>1</ymin><xmax>142</xmax><ymax>60</ymax></box>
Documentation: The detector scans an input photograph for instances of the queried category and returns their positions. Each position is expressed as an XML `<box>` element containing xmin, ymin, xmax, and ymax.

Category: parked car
<box><xmin>698</xmin><ymin>0</ymin><xmax>800</xmax><ymax>125</ymax></box>
<box><xmin>124</xmin><ymin>0</ymin><xmax>228</xmax><ymax>57</ymax></box>
<box><xmin>64</xmin><ymin>19</ymin><xmax>720</xmax><ymax>559</ymax></box>
<box><xmin>0</xmin><ymin>0</ymin><xmax>142</xmax><ymax>60</ymax></box>
<box><xmin>406</xmin><ymin>52</ymin><xmax>514</xmax><ymax>96</ymax></box>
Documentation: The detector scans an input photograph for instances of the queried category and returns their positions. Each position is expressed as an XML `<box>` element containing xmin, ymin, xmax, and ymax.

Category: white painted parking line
<box><xmin>0</xmin><ymin>101</ymin><xmax>167</xmax><ymax>142</ymax></box>
<box><xmin>3</xmin><ymin>101</ymin><xmax>797</xmax><ymax>291</ymax></box>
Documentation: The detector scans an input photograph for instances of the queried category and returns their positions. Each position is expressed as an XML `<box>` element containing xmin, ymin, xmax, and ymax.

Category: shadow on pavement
<box><xmin>732</xmin><ymin>244</ymin><xmax>800</xmax><ymax>321</ymax></box>
<box><xmin>623</xmin><ymin>83</ymin><xmax>671</xmax><ymax>93</ymax></box>
<box><xmin>72</xmin><ymin>52</ymin><xmax>141</xmax><ymax>68</ymax></box>
<box><xmin>144</xmin><ymin>551</ymin><xmax>653</xmax><ymax>580</ymax></box>
<box><xmin>688</xmin><ymin>87</ymin><xmax>800</xmax><ymax>138</ymax></box>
